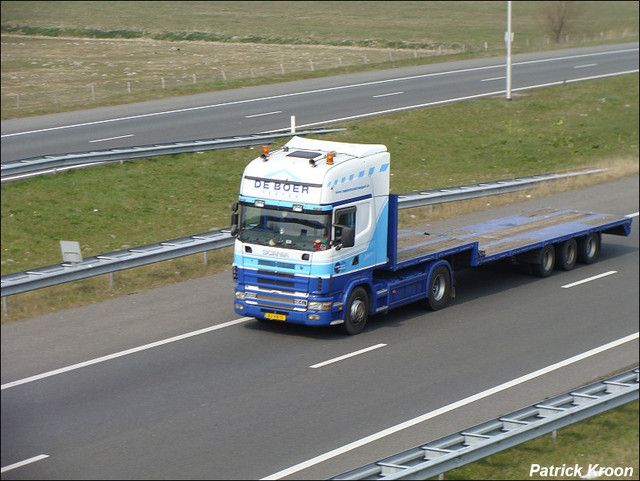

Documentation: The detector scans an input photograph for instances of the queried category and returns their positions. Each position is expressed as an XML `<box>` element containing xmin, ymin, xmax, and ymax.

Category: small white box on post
<box><xmin>60</xmin><ymin>240</ymin><xmax>83</xmax><ymax>265</ymax></box>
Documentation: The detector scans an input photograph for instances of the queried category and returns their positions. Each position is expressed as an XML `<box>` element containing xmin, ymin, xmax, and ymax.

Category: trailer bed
<box><xmin>393</xmin><ymin>207</ymin><xmax>632</xmax><ymax>269</ymax></box>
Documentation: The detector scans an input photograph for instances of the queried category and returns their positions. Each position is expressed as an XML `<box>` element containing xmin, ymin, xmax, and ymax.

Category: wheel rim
<box><xmin>586</xmin><ymin>237</ymin><xmax>596</xmax><ymax>258</ymax></box>
<box><xmin>432</xmin><ymin>273</ymin><xmax>446</xmax><ymax>301</ymax></box>
<box><xmin>565</xmin><ymin>243</ymin><xmax>576</xmax><ymax>264</ymax></box>
<box><xmin>542</xmin><ymin>250</ymin><xmax>554</xmax><ymax>271</ymax></box>
<box><xmin>349</xmin><ymin>298</ymin><xmax>367</xmax><ymax>325</ymax></box>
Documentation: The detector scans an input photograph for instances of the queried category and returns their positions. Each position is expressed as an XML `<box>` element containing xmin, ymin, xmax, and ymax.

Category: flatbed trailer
<box><xmin>368</xmin><ymin>194</ymin><xmax>632</xmax><ymax>318</ymax></box>
<box><xmin>389</xmin><ymin>197</ymin><xmax>631</xmax><ymax>270</ymax></box>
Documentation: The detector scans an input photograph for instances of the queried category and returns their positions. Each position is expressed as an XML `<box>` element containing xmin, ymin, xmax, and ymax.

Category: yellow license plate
<box><xmin>265</xmin><ymin>312</ymin><xmax>286</xmax><ymax>321</ymax></box>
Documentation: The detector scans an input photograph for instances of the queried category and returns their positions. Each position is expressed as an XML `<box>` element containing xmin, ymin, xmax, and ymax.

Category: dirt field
<box><xmin>1</xmin><ymin>34</ymin><xmax>447</xmax><ymax>116</ymax></box>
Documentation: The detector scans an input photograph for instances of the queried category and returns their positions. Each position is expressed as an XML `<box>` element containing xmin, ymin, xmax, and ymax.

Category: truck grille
<box><xmin>245</xmin><ymin>290</ymin><xmax>307</xmax><ymax>310</ymax></box>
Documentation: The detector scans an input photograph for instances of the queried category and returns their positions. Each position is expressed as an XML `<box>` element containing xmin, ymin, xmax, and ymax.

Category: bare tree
<box><xmin>541</xmin><ymin>1</ymin><xmax>583</xmax><ymax>43</ymax></box>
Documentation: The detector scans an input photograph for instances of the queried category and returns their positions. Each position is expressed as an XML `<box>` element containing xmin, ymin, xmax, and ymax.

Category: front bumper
<box><xmin>233</xmin><ymin>300</ymin><xmax>342</xmax><ymax>326</ymax></box>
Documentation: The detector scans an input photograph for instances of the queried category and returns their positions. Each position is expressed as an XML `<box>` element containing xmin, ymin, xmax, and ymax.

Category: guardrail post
<box><xmin>2</xmin><ymin>296</ymin><xmax>7</xmax><ymax>317</ymax></box>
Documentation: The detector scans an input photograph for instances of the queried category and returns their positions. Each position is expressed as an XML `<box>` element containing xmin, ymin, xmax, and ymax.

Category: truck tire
<box><xmin>578</xmin><ymin>232</ymin><xmax>600</xmax><ymax>264</ymax></box>
<box><xmin>342</xmin><ymin>287</ymin><xmax>369</xmax><ymax>335</ymax></box>
<box><xmin>530</xmin><ymin>245</ymin><xmax>555</xmax><ymax>277</ymax></box>
<box><xmin>556</xmin><ymin>239</ymin><xmax>577</xmax><ymax>271</ymax></box>
<box><xmin>427</xmin><ymin>265</ymin><xmax>451</xmax><ymax>311</ymax></box>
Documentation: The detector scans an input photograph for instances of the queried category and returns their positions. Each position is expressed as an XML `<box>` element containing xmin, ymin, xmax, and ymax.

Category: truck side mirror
<box><xmin>340</xmin><ymin>226</ymin><xmax>355</xmax><ymax>248</ymax></box>
<box><xmin>230</xmin><ymin>202</ymin><xmax>239</xmax><ymax>237</ymax></box>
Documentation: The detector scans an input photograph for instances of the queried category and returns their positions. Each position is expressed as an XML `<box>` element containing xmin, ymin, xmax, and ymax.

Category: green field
<box><xmin>3</xmin><ymin>1</ymin><xmax>638</xmax><ymax>49</ymax></box>
<box><xmin>1</xmin><ymin>1</ymin><xmax>638</xmax><ymax>118</ymax></box>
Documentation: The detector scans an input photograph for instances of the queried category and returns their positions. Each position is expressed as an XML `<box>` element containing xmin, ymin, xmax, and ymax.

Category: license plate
<box><xmin>265</xmin><ymin>312</ymin><xmax>286</xmax><ymax>321</ymax></box>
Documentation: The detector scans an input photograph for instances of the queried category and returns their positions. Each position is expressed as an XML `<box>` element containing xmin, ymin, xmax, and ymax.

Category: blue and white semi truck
<box><xmin>231</xmin><ymin>136</ymin><xmax>632</xmax><ymax>335</ymax></box>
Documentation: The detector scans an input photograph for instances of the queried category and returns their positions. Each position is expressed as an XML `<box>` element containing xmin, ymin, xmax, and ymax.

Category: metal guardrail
<box><xmin>332</xmin><ymin>367</ymin><xmax>639</xmax><ymax>480</ymax></box>
<box><xmin>0</xmin><ymin>169</ymin><xmax>607</xmax><ymax>299</ymax></box>
<box><xmin>396</xmin><ymin>169</ymin><xmax>606</xmax><ymax>209</ymax></box>
<box><xmin>1</xmin><ymin>229</ymin><xmax>235</xmax><ymax>298</ymax></box>
<box><xmin>0</xmin><ymin>129</ymin><xmax>344</xmax><ymax>181</ymax></box>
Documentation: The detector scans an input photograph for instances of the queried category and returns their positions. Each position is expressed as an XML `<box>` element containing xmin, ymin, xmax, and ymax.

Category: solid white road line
<box><xmin>261</xmin><ymin>332</ymin><xmax>639</xmax><ymax>480</ymax></box>
<box><xmin>1</xmin><ymin>317</ymin><xmax>253</xmax><ymax>390</ymax></box>
<box><xmin>1</xmin><ymin>454</ymin><xmax>49</xmax><ymax>474</ymax></box>
<box><xmin>309</xmin><ymin>344</ymin><xmax>387</xmax><ymax>369</ymax></box>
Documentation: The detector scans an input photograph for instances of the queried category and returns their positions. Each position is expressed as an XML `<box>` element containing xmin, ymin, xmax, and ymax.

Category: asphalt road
<box><xmin>2</xmin><ymin>176</ymin><xmax>637</xmax><ymax>480</ymax></box>
<box><xmin>1</xmin><ymin>42</ymin><xmax>638</xmax><ymax>163</ymax></box>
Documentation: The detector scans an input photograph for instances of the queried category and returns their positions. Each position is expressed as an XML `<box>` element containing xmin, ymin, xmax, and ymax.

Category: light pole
<box><xmin>506</xmin><ymin>0</ymin><xmax>513</xmax><ymax>100</ymax></box>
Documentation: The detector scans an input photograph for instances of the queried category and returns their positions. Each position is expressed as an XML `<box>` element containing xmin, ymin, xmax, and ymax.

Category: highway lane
<box><xmin>1</xmin><ymin>176</ymin><xmax>637</xmax><ymax>480</ymax></box>
<box><xmin>2</xmin><ymin>43</ymin><xmax>638</xmax><ymax>163</ymax></box>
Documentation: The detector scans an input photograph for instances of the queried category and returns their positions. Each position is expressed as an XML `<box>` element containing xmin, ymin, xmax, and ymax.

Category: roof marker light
<box><xmin>261</xmin><ymin>145</ymin><xmax>269</xmax><ymax>160</ymax></box>
<box><xmin>326</xmin><ymin>152</ymin><xmax>335</xmax><ymax>165</ymax></box>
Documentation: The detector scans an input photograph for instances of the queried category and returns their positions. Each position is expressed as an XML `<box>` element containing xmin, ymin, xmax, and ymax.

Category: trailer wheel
<box><xmin>427</xmin><ymin>265</ymin><xmax>451</xmax><ymax>311</ymax></box>
<box><xmin>556</xmin><ymin>239</ymin><xmax>577</xmax><ymax>271</ymax></box>
<box><xmin>578</xmin><ymin>232</ymin><xmax>600</xmax><ymax>264</ymax></box>
<box><xmin>530</xmin><ymin>245</ymin><xmax>555</xmax><ymax>278</ymax></box>
<box><xmin>342</xmin><ymin>287</ymin><xmax>369</xmax><ymax>335</ymax></box>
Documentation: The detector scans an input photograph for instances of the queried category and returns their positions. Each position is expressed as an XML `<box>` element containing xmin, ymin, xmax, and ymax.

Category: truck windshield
<box><xmin>238</xmin><ymin>204</ymin><xmax>331</xmax><ymax>251</ymax></box>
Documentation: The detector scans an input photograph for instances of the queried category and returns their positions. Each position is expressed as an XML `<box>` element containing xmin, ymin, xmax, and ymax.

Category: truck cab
<box><xmin>231</xmin><ymin>136</ymin><xmax>390</xmax><ymax>331</ymax></box>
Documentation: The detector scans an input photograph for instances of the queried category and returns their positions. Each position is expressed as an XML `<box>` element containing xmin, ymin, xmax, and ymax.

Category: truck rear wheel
<box><xmin>342</xmin><ymin>287</ymin><xmax>369</xmax><ymax>335</ymax></box>
<box><xmin>530</xmin><ymin>245</ymin><xmax>555</xmax><ymax>277</ymax></box>
<box><xmin>427</xmin><ymin>265</ymin><xmax>451</xmax><ymax>311</ymax></box>
<box><xmin>578</xmin><ymin>232</ymin><xmax>600</xmax><ymax>264</ymax></box>
<box><xmin>556</xmin><ymin>239</ymin><xmax>577</xmax><ymax>271</ymax></box>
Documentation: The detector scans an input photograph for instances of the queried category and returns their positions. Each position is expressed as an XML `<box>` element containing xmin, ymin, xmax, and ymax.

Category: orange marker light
<box><xmin>326</xmin><ymin>152</ymin><xmax>334</xmax><ymax>165</ymax></box>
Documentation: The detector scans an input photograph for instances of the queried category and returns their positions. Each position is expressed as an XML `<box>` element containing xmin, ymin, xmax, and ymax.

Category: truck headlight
<box><xmin>235</xmin><ymin>291</ymin><xmax>246</xmax><ymax>300</ymax></box>
<box><xmin>308</xmin><ymin>301</ymin><xmax>332</xmax><ymax>311</ymax></box>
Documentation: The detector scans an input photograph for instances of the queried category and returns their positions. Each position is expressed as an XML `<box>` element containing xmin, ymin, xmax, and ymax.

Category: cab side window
<box><xmin>334</xmin><ymin>207</ymin><xmax>356</xmax><ymax>243</ymax></box>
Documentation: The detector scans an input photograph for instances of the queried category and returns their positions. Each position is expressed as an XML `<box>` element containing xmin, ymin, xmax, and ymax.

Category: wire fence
<box><xmin>3</xmin><ymin>30</ymin><xmax>637</xmax><ymax>116</ymax></box>
<box><xmin>1</xmin><ymin>48</ymin><xmax>437</xmax><ymax>114</ymax></box>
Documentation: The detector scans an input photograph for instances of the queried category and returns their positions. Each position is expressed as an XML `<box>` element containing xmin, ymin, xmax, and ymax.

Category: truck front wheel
<box><xmin>342</xmin><ymin>287</ymin><xmax>369</xmax><ymax>335</ymax></box>
<box><xmin>427</xmin><ymin>265</ymin><xmax>451</xmax><ymax>311</ymax></box>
